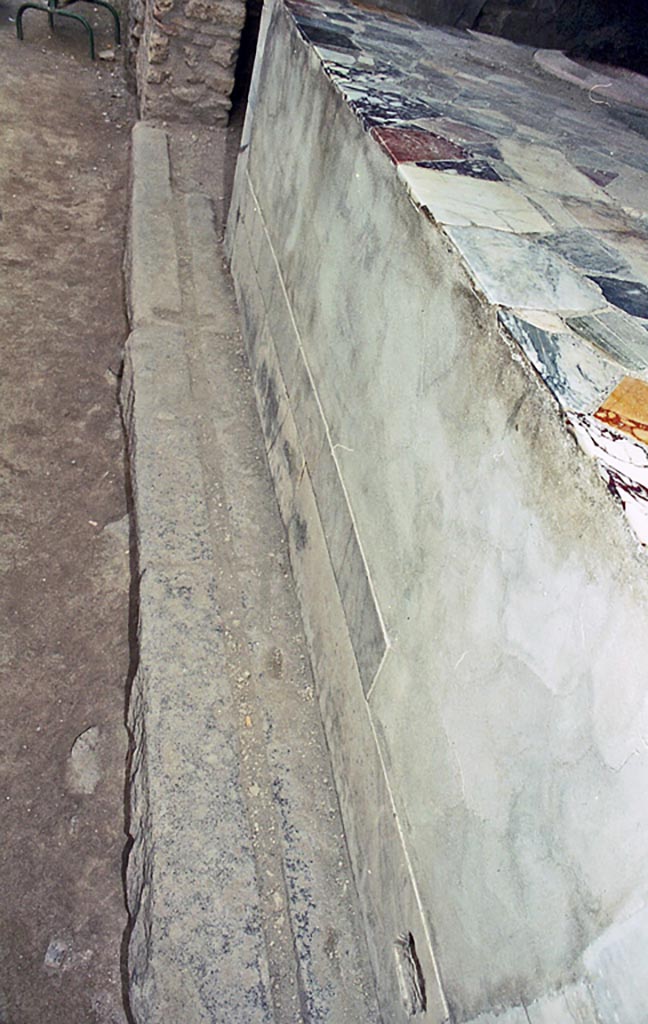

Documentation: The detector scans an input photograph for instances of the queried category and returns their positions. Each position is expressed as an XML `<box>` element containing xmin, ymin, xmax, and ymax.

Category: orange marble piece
<box><xmin>594</xmin><ymin>376</ymin><xmax>648</xmax><ymax>444</ymax></box>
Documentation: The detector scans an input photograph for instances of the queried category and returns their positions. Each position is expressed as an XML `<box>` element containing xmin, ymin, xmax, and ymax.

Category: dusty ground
<box><xmin>0</xmin><ymin>5</ymin><xmax>133</xmax><ymax>1022</ymax></box>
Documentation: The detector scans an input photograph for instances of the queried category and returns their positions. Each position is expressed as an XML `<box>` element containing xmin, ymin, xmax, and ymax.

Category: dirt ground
<box><xmin>0</xmin><ymin>4</ymin><xmax>134</xmax><ymax>1021</ymax></box>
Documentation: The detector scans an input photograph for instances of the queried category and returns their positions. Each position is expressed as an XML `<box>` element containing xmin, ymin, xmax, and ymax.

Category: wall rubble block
<box><xmin>129</xmin><ymin>0</ymin><xmax>245</xmax><ymax>123</ymax></box>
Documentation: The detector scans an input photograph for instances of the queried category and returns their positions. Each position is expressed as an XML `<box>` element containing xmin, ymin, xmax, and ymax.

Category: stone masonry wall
<box><xmin>129</xmin><ymin>0</ymin><xmax>246</xmax><ymax>124</ymax></box>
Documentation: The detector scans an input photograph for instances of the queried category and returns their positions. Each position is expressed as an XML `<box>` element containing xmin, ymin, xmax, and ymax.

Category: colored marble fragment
<box><xmin>542</xmin><ymin>230</ymin><xmax>628</xmax><ymax>276</ymax></box>
<box><xmin>595</xmin><ymin>377</ymin><xmax>648</xmax><ymax>444</ymax></box>
<box><xmin>372</xmin><ymin>127</ymin><xmax>466</xmax><ymax>163</ymax></box>
<box><xmin>567</xmin><ymin>411</ymin><xmax>648</xmax><ymax>545</ymax></box>
<box><xmin>590</xmin><ymin>277</ymin><xmax>648</xmax><ymax>320</ymax></box>
<box><xmin>499</xmin><ymin>310</ymin><xmax>622</xmax><ymax>412</ymax></box>
<box><xmin>567</xmin><ymin>311</ymin><xmax>648</xmax><ymax>373</ymax></box>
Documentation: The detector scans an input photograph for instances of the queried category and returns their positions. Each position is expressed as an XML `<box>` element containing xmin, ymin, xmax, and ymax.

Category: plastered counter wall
<box><xmin>226</xmin><ymin>2</ymin><xmax>648</xmax><ymax>1019</ymax></box>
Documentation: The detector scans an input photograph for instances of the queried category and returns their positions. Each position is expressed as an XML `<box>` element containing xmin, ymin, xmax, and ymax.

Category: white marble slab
<box><xmin>446</xmin><ymin>226</ymin><xmax>606</xmax><ymax>313</ymax></box>
<box><xmin>605</xmin><ymin>166</ymin><xmax>648</xmax><ymax>217</ymax></box>
<box><xmin>500</xmin><ymin>138</ymin><xmax>613</xmax><ymax>201</ymax></box>
<box><xmin>397</xmin><ymin>163</ymin><xmax>552</xmax><ymax>233</ymax></box>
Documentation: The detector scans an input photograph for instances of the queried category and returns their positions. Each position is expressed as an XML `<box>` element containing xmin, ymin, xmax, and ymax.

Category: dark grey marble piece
<box><xmin>609</xmin><ymin>107</ymin><xmax>648</xmax><ymax>141</ymax></box>
<box><xmin>466</xmin><ymin>143</ymin><xmax>503</xmax><ymax>161</ymax></box>
<box><xmin>567</xmin><ymin>310</ymin><xmax>648</xmax><ymax>372</ymax></box>
<box><xmin>415</xmin><ymin>158</ymin><xmax>501</xmax><ymax>181</ymax></box>
<box><xmin>349</xmin><ymin>90</ymin><xmax>441</xmax><ymax>128</ymax></box>
<box><xmin>589</xmin><ymin>276</ymin><xmax>648</xmax><ymax>320</ymax></box>
<box><xmin>295</xmin><ymin>20</ymin><xmax>360</xmax><ymax>50</ymax></box>
<box><xmin>542</xmin><ymin>230</ymin><xmax>629</xmax><ymax>276</ymax></box>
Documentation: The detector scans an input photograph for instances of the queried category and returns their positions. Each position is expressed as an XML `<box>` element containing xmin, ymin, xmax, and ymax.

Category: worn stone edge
<box><xmin>125</xmin><ymin>122</ymin><xmax>182</xmax><ymax>329</ymax></box>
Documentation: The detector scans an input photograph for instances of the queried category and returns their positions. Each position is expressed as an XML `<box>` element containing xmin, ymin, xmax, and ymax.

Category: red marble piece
<box><xmin>371</xmin><ymin>126</ymin><xmax>467</xmax><ymax>164</ymax></box>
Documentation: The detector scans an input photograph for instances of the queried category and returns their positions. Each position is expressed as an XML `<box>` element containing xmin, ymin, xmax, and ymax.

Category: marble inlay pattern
<box><xmin>283</xmin><ymin>0</ymin><xmax>648</xmax><ymax>542</ymax></box>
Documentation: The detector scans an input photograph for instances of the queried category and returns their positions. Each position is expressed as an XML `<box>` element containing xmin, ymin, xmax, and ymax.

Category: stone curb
<box><xmin>126</xmin><ymin>123</ymin><xmax>182</xmax><ymax>329</ymax></box>
<box><xmin>121</xmin><ymin>124</ymin><xmax>273</xmax><ymax>1024</ymax></box>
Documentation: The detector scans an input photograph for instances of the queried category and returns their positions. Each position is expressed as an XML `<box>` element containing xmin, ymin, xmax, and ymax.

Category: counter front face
<box><xmin>227</xmin><ymin>3</ymin><xmax>648</xmax><ymax>1019</ymax></box>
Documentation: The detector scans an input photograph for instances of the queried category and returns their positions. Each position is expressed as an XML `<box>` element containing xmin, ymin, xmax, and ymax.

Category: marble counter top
<box><xmin>286</xmin><ymin>0</ymin><xmax>648</xmax><ymax>544</ymax></box>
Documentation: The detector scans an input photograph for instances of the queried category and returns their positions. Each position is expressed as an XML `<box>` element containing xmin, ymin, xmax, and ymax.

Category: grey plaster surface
<box><xmin>123</xmin><ymin>121</ymin><xmax>380</xmax><ymax>1023</ymax></box>
<box><xmin>227</xmin><ymin>3</ymin><xmax>648</xmax><ymax>1021</ymax></box>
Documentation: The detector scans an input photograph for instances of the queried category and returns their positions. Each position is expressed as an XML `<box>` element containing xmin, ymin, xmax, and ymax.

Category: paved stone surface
<box><xmin>123</xmin><ymin>122</ymin><xmax>381</xmax><ymax>1023</ymax></box>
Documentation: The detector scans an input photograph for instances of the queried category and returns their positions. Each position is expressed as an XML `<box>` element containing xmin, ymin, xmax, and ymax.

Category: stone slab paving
<box><xmin>285</xmin><ymin>0</ymin><xmax>648</xmax><ymax>547</ymax></box>
<box><xmin>123</xmin><ymin>122</ymin><xmax>381</xmax><ymax>1023</ymax></box>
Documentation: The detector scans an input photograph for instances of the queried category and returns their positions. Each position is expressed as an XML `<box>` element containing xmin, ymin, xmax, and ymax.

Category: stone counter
<box><xmin>226</xmin><ymin>3</ymin><xmax>648</xmax><ymax>1019</ymax></box>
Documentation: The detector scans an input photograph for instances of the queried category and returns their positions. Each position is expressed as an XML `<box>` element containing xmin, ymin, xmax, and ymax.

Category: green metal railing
<box><xmin>16</xmin><ymin>0</ymin><xmax>120</xmax><ymax>60</ymax></box>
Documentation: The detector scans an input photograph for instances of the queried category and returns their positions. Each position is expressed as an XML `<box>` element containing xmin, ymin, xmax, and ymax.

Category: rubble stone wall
<box><xmin>128</xmin><ymin>0</ymin><xmax>246</xmax><ymax>124</ymax></box>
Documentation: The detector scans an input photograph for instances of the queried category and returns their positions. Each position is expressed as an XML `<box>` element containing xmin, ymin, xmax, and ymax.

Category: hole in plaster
<box><xmin>394</xmin><ymin>932</ymin><xmax>427</xmax><ymax>1016</ymax></box>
